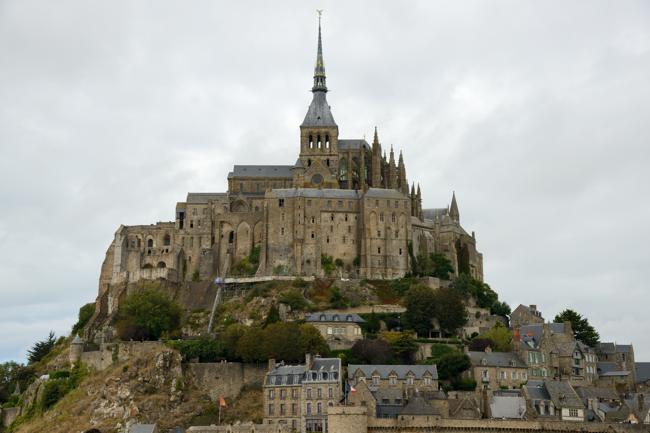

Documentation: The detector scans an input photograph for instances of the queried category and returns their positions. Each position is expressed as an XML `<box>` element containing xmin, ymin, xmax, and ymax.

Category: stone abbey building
<box><xmin>96</xmin><ymin>19</ymin><xmax>484</xmax><ymax>299</ymax></box>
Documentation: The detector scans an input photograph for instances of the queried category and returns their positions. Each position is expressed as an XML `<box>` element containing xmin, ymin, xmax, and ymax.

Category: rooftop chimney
<box><xmin>563</xmin><ymin>321</ymin><xmax>573</xmax><ymax>336</ymax></box>
<box><xmin>639</xmin><ymin>393</ymin><xmax>645</xmax><ymax>411</ymax></box>
<box><xmin>268</xmin><ymin>358</ymin><xmax>276</xmax><ymax>372</ymax></box>
<box><xmin>305</xmin><ymin>353</ymin><xmax>313</xmax><ymax>369</ymax></box>
<box><xmin>513</xmin><ymin>328</ymin><xmax>521</xmax><ymax>353</ymax></box>
<box><xmin>529</xmin><ymin>305</ymin><xmax>537</xmax><ymax>311</ymax></box>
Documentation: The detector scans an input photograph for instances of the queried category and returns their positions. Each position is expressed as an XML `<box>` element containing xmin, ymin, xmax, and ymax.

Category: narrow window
<box><xmin>378</xmin><ymin>247</ymin><xmax>381</xmax><ymax>254</ymax></box>
<box><xmin>278</xmin><ymin>199</ymin><xmax>285</xmax><ymax>207</ymax></box>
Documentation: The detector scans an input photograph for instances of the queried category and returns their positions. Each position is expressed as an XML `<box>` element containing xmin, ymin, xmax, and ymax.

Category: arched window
<box><xmin>157</xmin><ymin>261</ymin><xmax>166</xmax><ymax>268</ymax></box>
<box><xmin>308</xmin><ymin>158</ymin><xmax>312</xmax><ymax>167</ymax></box>
<box><xmin>325</xmin><ymin>135</ymin><xmax>330</xmax><ymax>149</ymax></box>
<box><xmin>309</xmin><ymin>134</ymin><xmax>314</xmax><ymax>148</ymax></box>
<box><xmin>326</xmin><ymin>158</ymin><xmax>330</xmax><ymax>167</ymax></box>
<box><xmin>317</xmin><ymin>134</ymin><xmax>322</xmax><ymax>149</ymax></box>
<box><xmin>228</xmin><ymin>231</ymin><xmax>234</xmax><ymax>244</ymax></box>
<box><xmin>147</xmin><ymin>238</ymin><xmax>154</xmax><ymax>248</ymax></box>
<box><xmin>142</xmin><ymin>263</ymin><xmax>153</xmax><ymax>269</ymax></box>
<box><xmin>163</xmin><ymin>234</ymin><xmax>171</xmax><ymax>246</ymax></box>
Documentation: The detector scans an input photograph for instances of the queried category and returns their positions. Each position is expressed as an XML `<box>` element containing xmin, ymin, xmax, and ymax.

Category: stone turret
<box><xmin>371</xmin><ymin>127</ymin><xmax>381</xmax><ymax>187</ymax></box>
<box><xmin>69</xmin><ymin>335</ymin><xmax>84</xmax><ymax>367</ymax></box>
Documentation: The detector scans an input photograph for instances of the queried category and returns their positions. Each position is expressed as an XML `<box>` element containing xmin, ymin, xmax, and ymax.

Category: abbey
<box><xmin>96</xmin><ymin>20</ymin><xmax>483</xmax><ymax>297</ymax></box>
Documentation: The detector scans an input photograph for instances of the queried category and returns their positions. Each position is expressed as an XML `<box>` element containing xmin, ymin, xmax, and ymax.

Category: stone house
<box><xmin>544</xmin><ymin>380</ymin><xmax>585</xmax><ymax>422</ymax></box>
<box><xmin>304</xmin><ymin>312</ymin><xmax>364</xmax><ymax>350</ymax></box>
<box><xmin>510</xmin><ymin>304</ymin><xmax>544</xmax><ymax>329</ymax></box>
<box><xmin>465</xmin><ymin>348</ymin><xmax>528</xmax><ymax>391</ymax></box>
<box><xmin>597</xmin><ymin>342</ymin><xmax>636</xmax><ymax>388</ymax></box>
<box><xmin>514</xmin><ymin>322</ymin><xmax>597</xmax><ymax>385</ymax></box>
<box><xmin>523</xmin><ymin>381</ymin><xmax>557</xmax><ymax>419</ymax></box>
<box><xmin>623</xmin><ymin>393</ymin><xmax>650</xmax><ymax>424</ymax></box>
<box><xmin>575</xmin><ymin>386</ymin><xmax>621</xmax><ymax>422</ymax></box>
<box><xmin>263</xmin><ymin>354</ymin><xmax>342</xmax><ymax>433</ymax></box>
<box><xmin>595</xmin><ymin>362</ymin><xmax>632</xmax><ymax>392</ymax></box>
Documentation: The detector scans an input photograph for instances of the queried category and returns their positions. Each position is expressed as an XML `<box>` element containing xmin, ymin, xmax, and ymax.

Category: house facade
<box><xmin>304</xmin><ymin>312</ymin><xmax>364</xmax><ymax>350</ymax></box>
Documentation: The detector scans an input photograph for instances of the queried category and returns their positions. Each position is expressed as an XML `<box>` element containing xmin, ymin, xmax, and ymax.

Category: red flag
<box><xmin>219</xmin><ymin>396</ymin><xmax>227</xmax><ymax>408</ymax></box>
<box><xmin>350</xmin><ymin>386</ymin><xmax>357</xmax><ymax>394</ymax></box>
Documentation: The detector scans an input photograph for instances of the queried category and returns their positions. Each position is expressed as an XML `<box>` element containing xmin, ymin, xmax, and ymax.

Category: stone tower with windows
<box><xmin>294</xmin><ymin>15</ymin><xmax>340</xmax><ymax>189</ymax></box>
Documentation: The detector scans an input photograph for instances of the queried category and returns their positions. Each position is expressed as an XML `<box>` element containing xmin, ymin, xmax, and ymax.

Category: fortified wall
<box><xmin>328</xmin><ymin>406</ymin><xmax>650</xmax><ymax>433</ymax></box>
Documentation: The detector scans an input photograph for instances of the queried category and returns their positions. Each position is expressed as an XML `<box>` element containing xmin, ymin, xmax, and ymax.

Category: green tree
<box><xmin>478</xmin><ymin>323</ymin><xmax>512</xmax><ymax>352</ymax></box>
<box><xmin>115</xmin><ymin>288</ymin><xmax>182</xmax><ymax>341</ymax></box>
<box><xmin>402</xmin><ymin>285</ymin><xmax>436</xmax><ymax>337</ymax></box>
<box><xmin>432</xmin><ymin>286</ymin><xmax>468</xmax><ymax>334</ymax></box>
<box><xmin>362</xmin><ymin>311</ymin><xmax>381</xmax><ymax>336</ymax></box>
<box><xmin>430</xmin><ymin>253</ymin><xmax>454</xmax><ymax>280</ymax></box>
<box><xmin>429</xmin><ymin>344</ymin><xmax>456</xmax><ymax>364</ymax></box>
<box><xmin>350</xmin><ymin>339</ymin><xmax>393</xmax><ymax>364</ymax></box>
<box><xmin>382</xmin><ymin>332</ymin><xmax>418</xmax><ymax>363</ymax></box>
<box><xmin>278</xmin><ymin>289</ymin><xmax>309</xmax><ymax>311</ymax></box>
<box><xmin>169</xmin><ymin>336</ymin><xmax>225</xmax><ymax>362</ymax></box>
<box><xmin>437</xmin><ymin>352</ymin><xmax>471</xmax><ymax>380</ymax></box>
<box><xmin>236</xmin><ymin>327</ymin><xmax>266</xmax><ymax>363</ymax></box>
<box><xmin>298</xmin><ymin>324</ymin><xmax>329</xmax><ymax>356</ymax></box>
<box><xmin>490</xmin><ymin>301</ymin><xmax>511</xmax><ymax>318</ymax></box>
<box><xmin>27</xmin><ymin>331</ymin><xmax>56</xmax><ymax>364</ymax></box>
<box><xmin>221</xmin><ymin>324</ymin><xmax>247</xmax><ymax>360</ymax></box>
<box><xmin>264</xmin><ymin>304</ymin><xmax>281</xmax><ymax>327</ymax></box>
<box><xmin>554</xmin><ymin>309</ymin><xmax>600</xmax><ymax>347</ymax></box>
<box><xmin>71</xmin><ymin>303</ymin><xmax>96</xmax><ymax>336</ymax></box>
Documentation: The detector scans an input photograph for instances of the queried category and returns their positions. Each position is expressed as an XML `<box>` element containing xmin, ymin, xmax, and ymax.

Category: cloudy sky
<box><xmin>1</xmin><ymin>1</ymin><xmax>649</xmax><ymax>363</ymax></box>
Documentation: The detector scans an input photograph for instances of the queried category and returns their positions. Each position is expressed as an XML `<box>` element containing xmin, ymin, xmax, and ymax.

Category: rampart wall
<box><xmin>186</xmin><ymin>362</ymin><xmax>267</xmax><ymax>401</ymax></box>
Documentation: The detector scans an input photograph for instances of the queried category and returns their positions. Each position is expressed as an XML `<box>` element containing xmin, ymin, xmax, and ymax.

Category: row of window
<box><xmin>356</xmin><ymin>376</ymin><xmax>432</xmax><ymax>386</ymax></box>
<box><xmin>325</xmin><ymin>327</ymin><xmax>361</xmax><ymax>336</ymax></box>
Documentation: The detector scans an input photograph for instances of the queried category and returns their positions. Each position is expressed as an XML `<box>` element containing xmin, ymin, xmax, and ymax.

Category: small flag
<box><xmin>219</xmin><ymin>396</ymin><xmax>227</xmax><ymax>407</ymax></box>
<box><xmin>350</xmin><ymin>385</ymin><xmax>357</xmax><ymax>394</ymax></box>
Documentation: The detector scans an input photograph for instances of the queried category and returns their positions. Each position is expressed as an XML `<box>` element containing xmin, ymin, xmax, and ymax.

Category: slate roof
<box><xmin>575</xmin><ymin>387</ymin><xmax>619</xmax><ymax>401</ymax></box>
<box><xmin>348</xmin><ymin>364</ymin><xmax>438</xmax><ymax>380</ymax></box>
<box><xmin>525</xmin><ymin>381</ymin><xmax>551</xmax><ymax>401</ymax></box>
<box><xmin>520</xmin><ymin>323</ymin><xmax>567</xmax><ymax>350</ymax></box>
<box><xmin>364</xmin><ymin>188</ymin><xmax>407</xmax><ymax>199</ymax></box>
<box><xmin>490</xmin><ymin>392</ymin><xmax>526</xmax><ymax>419</ymax></box>
<box><xmin>185</xmin><ymin>192</ymin><xmax>227</xmax><ymax>204</ymax></box>
<box><xmin>338</xmin><ymin>139</ymin><xmax>370</xmax><ymax>151</ymax></box>
<box><xmin>228</xmin><ymin>165</ymin><xmax>294</xmax><ymax>179</ymax></box>
<box><xmin>268</xmin><ymin>188</ymin><xmax>361</xmax><ymax>199</ymax></box>
<box><xmin>635</xmin><ymin>362</ymin><xmax>650</xmax><ymax>384</ymax></box>
<box><xmin>400</xmin><ymin>394</ymin><xmax>440</xmax><ymax>416</ymax></box>
<box><xmin>266</xmin><ymin>365</ymin><xmax>306</xmax><ymax>386</ymax></box>
<box><xmin>305</xmin><ymin>312</ymin><xmax>365</xmax><ymax>323</ymax></box>
<box><xmin>544</xmin><ymin>380</ymin><xmax>584</xmax><ymax>409</ymax></box>
<box><xmin>598</xmin><ymin>342</ymin><xmax>633</xmax><ymax>354</ymax></box>
<box><xmin>375</xmin><ymin>387</ymin><xmax>403</xmax><ymax>404</ymax></box>
<box><xmin>597</xmin><ymin>362</ymin><xmax>630</xmax><ymax>377</ymax></box>
<box><xmin>422</xmin><ymin>208</ymin><xmax>448</xmax><ymax>220</ymax></box>
<box><xmin>301</xmin><ymin>91</ymin><xmax>337</xmax><ymax>127</ymax></box>
<box><xmin>467</xmin><ymin>351</ymin><xmax>527</xmax><ymax>368</ymax></box>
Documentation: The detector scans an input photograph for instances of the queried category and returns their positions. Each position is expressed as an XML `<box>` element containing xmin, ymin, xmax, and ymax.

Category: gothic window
<box><xmin>278</xmin><ymin>199</ymin><xmax>285</xmax><ymax>207</ymax></box>
<box><xmin>147</xmin><ymin>238</ymin><xmax>154</xmax><ymax>248</ymax></box>
<box><xmin>228</xmin><ymin>232</ymin><xmax>234</xmax><ymax>244</ymax></box>
<box><xmin>308</xmin><ymin>158</ymin><xmax>312</xmax><ymax>167</ymax></box>
<box><xmin>325</xmin><ymin>134</ymin><xmax>330</xmax><ymax>149</ymax></box>
<box><xmin>309</xmin><ymin>134</ymin><xmax>314</xmax><ymax>148</ymax></box>
<box><xmin>377</xmin><ymin>247</ymin><xmax>381</xmax><ymax>254</ymax></box>
<box><xmin>326</xmin><ymin>158</ymin><xmax>330</xmax><ymax>167</ymax></box>
<box><xmin>317</xmin><ymin>134</ymin><xmax>322</xmax><ymax>149</ymax></box>
<box><xmin>391</xmin><ymin>213</ymin><xmax>396</xmax><ymax>223</ymax></box>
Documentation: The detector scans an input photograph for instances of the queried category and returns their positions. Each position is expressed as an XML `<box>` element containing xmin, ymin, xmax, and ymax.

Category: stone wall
<box><xmin>1</xmin><ymin>407</ymin><xmax>20</xmax><ymax>427</ymax></box>
<box><xmin>186</xmin><ymin>362</ymin><xmax>267</xmax><ymax>401</ymax></box>
<box><xmin>187</xmin><ymin>424</ymin><xmax>289</xmax><ymax>433</ymax></box>
<box><xmin>81</xmin><ymin>341</ymin><xmax>166</xmax><ymax>371</ymax></box>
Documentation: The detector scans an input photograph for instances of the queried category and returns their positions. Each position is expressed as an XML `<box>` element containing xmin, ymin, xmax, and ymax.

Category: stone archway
<box><xmin>236</xmin><ymin>221</ymin><xmax>251</xmax><ymax>259</ymax></box>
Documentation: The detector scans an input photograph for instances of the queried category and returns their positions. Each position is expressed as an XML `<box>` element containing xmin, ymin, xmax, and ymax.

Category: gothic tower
<box><xmin>297</xmin><ymin>15</ymin><xmax>339</xmax><ymax>188</ymax></box>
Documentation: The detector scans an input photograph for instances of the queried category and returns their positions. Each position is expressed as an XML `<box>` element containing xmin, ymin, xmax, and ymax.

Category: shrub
<box><xmin>278</xmin><ymin>289</ymin><xmax>309</xmax><ymax>311</ymax></box>
<box><xmin>116</xmin><ymin>288</ymin><xmax>182</xmax><ymax>341</ymax></box>
<box><xmin>71</xmin><ymin>303</ymin><xmax>96</xmax><ymax>335</ymax></box>
<box><xmin>437</xmin><ymin>352</ymin><xmax>471</xmax><ymax>380</ymax></box>
<box><xmin>248</xmin><ymin>245</ymin><xmax>261</xmax><ymax>264</ymax></box>
<box><xmin>291</xmin><ymin>278</ymin><xmax>309</xmax><ymax>288</ymax></box>
<box><xmin>350</xmin><ymin>339</ymin><xmax>393</xmax><ymax>364</ymax></box>
<box><xmin>168</xmin><ymin>336</ymin><xmax>225</xmax><ymax>362</ymax></box>
<box><xmin>41</xmin><ymin>379</ymin><xmax>69</xmax><ymax>410</ymax></box>
<box><xmin>192</xmin><ymin>271</ymin><xmax>200</xmax><ymax>282</ymax></box>
<box><xmin>334</xmin><ymin>258</ymin><xmax>344</xmax><ymax>268</ymax></box>
<box><xmin>320</xmin><ymin>255</ymin><xmax>336</xmax><ymax>275</ymax></box>
<box><xmin>451</xmin><ymin>378</ymin><xmax>477</xmax><ymax>391</ymax></box>
<box><xmin>49</xmin><ymin>370</ymin><xmax>70</xmax><ymax>380</ymax></box>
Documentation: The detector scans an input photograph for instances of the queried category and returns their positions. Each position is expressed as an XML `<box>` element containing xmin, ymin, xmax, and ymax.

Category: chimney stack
<box><xmin>513</xmin><ymin>328</ymin><xmax>521</xmax><ymax>353</ymax></box>
<box><xmin>305</xmin><ymin>353</ymin><xmax>313</xmax><ymax>369</ymax></box>
<box><xmin>268</xmin><ymin>358</ymin><xmax>276</xmax><ymax>372</ymax></box>
<box><xmin>639</xmin><ymin>393</ymin><xmax>645</xmax><ymax>411</ymax></box>
<box><xmin>563</xmin><ymin>321</ymin><xmax>573</xmax><ymax>336</ymax></box>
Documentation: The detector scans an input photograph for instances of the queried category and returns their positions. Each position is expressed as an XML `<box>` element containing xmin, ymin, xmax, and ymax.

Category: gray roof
<box><xmin>597</xmin><ymin>342</ymin><xmax>633</xmax><ymax>354</ymax></box>
<box><xmin>575</xmin><ymin>387</ymin><xmax>619</xmax><ymax>401</ymax></box>
<box><xmin>338</xmin><ymin>139</ymin><xmax>370</xmax><ymax>151</ymax></box>
<box><xmin>636</xmin><ymin>362</ymin><xmax>650</xmax><ymax>384</ymax></box>
<box><xmin>348</xmin><ymin>364</ymin><xmax>438</xmax><ymax>380</ymax></box>
<box><xmin>266</xmin><ymin>364</ymin><xmax>306</xmax><ymax>386</ymax></box>
<box><xmin>422</xmin><ymin>208</ymin><xmax>448</xmax><ymax>220</ymax></box>
<box><xmin>467</xmin><ymin>351</ymin><xmax>526</xmax><ymax>368</ymax></box>
<box><xmin>186</xmin><ymin>192</ymin><xmax>227</xmax><ymax>204</ymax></box>
<box><xmin>301</xmin><ymin>91</ymin><xmax>337</xmax><ymax>127</ymax></box>
<box><xmin>544</xmin><ymin>380</ymin><xmax>584</xmax><ymax>410</ymax></box>
<box><xmin>401</xmin><ymin>394</ymin><xmax>440</xmax><ymax>416</ymax></box>
<box><xmin>375</xmin><ymin>387</ymin><xmax>403</xmax><ymax>403</ymax></box>
<box><xmin>520</xmin><ymin>323</ymin><xmax>567</xmax><ymax>350</ymax></box>
<box><xmin>128</xmin><ymin>425</ymin><xmax>157</xmax><ymax>433</ymax></box>
<box><xmin>363</xmin><ymin>188</ymin><xmax>408</xmax><ymax>199</ymax></box>
<box><xmin>268</xmin><ymin>188</ymin><xmax>361</xmax><ymax>199</ymax></box>
<box><xmin>228</xmin><ymin>165</ymin><xmax>294</xmax><ymax>179</ymax></box>
<box><xmin>490</xmin><ymin>392</ymin><xmax>526</xmax><ymax>419</ymax></box>
<box><xmin>597</xmin><ymin>362</ymin><xmax>630</xmax><ymax>376</ymax></box>
<box><xmin>305</xmin><ymin>312</ymin><xmax>365</xmax><ymax>323</ymax></box>
<box><xmin>310</xmin><ymin>357</ymin><xmax>341</xmax><ymax>374</ymax></box>
<box><xmin>526</xmin><ymin>381</ymin><xmax>551</xmax><ymax>401</ymax></box>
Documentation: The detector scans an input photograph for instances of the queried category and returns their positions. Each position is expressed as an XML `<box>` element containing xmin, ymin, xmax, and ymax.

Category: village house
<box><xmin>544</xmin><ymin>380</ymin><xmax>585</xmax><ymax>422</ymax></box>
<box><xmin>510</xmin><ymin>304</ymin><xmax>544</xmax><ymax>329</ymax></box>
<box><xmin>465</xmin><ymin>347</ymin><xmax>528</xmax><ymax>391</ymax></box>
<box><xmin>597</xmin><ymin>342</ymin><xmax>636</xmax><ymax>389</ymax></box>
<box><xmin>304</xmin><ymin>312</ymin><xmax>364</xmax><ymax>350</ymax></box>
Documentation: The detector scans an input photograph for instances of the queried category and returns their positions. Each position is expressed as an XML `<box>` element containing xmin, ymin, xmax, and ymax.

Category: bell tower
<box><xmin>297</xmin><ymin>12</ymin><xmax>339</xmax><ymax>189</ymax></box>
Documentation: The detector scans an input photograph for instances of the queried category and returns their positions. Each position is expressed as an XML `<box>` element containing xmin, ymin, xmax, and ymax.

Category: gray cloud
<box><xmin>1</xmin><ymin>0</ymin><xmax>649</xmax><ymax>362</ymax></box>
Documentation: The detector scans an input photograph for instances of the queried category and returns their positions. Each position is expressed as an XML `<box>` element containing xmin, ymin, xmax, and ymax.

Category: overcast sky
<box><xmin>1</xmin><ymin>1</ymin><xmax>649</xmax><ymax>363</ymax></box>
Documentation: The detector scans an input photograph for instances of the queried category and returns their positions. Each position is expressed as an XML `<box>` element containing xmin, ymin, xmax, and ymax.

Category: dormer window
<box><xmin>333</xmin><ymin>315</ymin><xmax>339</xmax><ymax>321</ymax></box>
<box><xmin>320</xmin><ymin>314</ymin><xmax>326</xmax><ymax>321</ymax></box>
<box><xmin>346</xmin><ymin>315</ymin><xmax>353</xmax><ymax>321</ymax></box>
<box><xmin>481</xmin><ymin>358</ymin><xmax>488</xmax><ymax>366</ymax></box>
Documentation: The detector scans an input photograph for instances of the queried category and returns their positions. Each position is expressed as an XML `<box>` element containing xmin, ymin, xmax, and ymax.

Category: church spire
<box><xmin>312</xmin><ymin>11</ymin><xmax>327</xmax><ymax>93</ymax></box>
<box><xmin>449</xmin><ymin>191</ymin><xmax>460</xmax><ymax>223</ymax></box>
